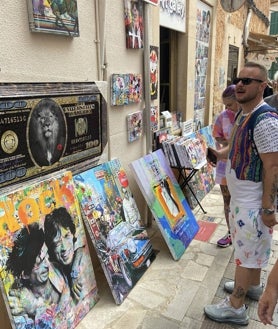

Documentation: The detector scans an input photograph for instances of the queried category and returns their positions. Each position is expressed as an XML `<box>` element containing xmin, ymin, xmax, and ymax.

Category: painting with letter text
<box><xmin>0</xmin><ymin>82</ymin><xmax>107</xmax><ymax>188</ymax></box>
<box><xmin>0</xmin><ymin>171</ymin><xmax>99</xmax><ymax>329</ymax></box>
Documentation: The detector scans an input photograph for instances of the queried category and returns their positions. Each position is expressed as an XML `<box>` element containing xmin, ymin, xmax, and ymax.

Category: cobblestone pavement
<box><xmin>77</xmin><ymin>185</ymin><xmax>278</xmax><ymax>329</ymax></box>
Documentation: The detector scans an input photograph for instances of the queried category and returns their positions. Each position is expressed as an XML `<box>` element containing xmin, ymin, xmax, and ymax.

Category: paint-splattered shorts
<box><xmin>229</xmin><ymin>203</ymin><xmax>273</xmax><ymax>268</ymax></box>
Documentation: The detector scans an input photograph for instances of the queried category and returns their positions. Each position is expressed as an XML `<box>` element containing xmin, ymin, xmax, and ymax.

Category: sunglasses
<box><xmin>233</xmin><ymin>77</ymin><xmax>264</xmax><ymax>85</ymax></box>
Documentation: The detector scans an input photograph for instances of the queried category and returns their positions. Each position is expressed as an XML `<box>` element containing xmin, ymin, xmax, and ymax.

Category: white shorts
<box><xmin>229</xmin><ymin>202</ymin><xmax>273</xmax><ymax>268</ymax></box>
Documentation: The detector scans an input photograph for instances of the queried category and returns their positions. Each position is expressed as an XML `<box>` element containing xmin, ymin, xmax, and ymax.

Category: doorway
<box><xmin>159</xmin><ymin>26</ymin><xmax>177</xmax><ymax>113</ymax></box>
<box><xmin>227</xmin><ymin>45</ymin><xmax>239</xmax><ymax>85</ymax></box>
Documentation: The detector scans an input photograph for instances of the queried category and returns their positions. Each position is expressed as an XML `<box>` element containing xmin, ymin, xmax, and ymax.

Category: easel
<box><xmin>172</xmin><ymin>162</ymin><xmax>207</xmax><ymax>214</ymax></box>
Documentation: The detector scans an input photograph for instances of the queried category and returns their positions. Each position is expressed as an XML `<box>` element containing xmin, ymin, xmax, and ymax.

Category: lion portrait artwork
<box><xmin>28</xmin><ymin>98</ymin><xmax>66</xmax><ymax>167</ymax></box>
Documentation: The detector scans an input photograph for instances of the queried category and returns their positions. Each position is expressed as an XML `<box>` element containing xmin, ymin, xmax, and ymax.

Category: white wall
<box><xmin>0</xmin><ymin>0</ymin><xmax>160</xmax><ymax>223</ymax></box>
<box><xmin>0</xmin><ymin>1</ymin><xmax>98</xmax><ymax>81</ymax></box>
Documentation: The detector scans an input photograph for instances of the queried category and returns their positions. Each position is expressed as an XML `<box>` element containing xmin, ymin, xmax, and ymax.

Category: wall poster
<box><xmin>127</xmin><ymin>111</ymin><xmax>143</xmax><ymax>142</ymax></box>
<box><xmin>150</xmin><ymin>45</ymin><xmax>159</xmax><ymax>100</ymax></box>
<box><xmin>26</xmin><ymin>0</ymin><xmax>79</xmax><ymax>37</ymax></box>
<box><xmin>0</xmin><ymin>171</ymin><xmax>99</xmax><ymax>329</ymax></box>
<box><xmin>159</xmin><ymin>0</ymin><xmax>186</xmax><ymax>33</ymax></box>
<box><xmin>73</xmin><ymin>159</ymin><xmax>155</xmax><ymax>305</ymax></box>
<box><xmin>111</xmin><ymin>73</ymin><xmax>142</xmax><ymax>106</ymax></box>
<box><xmin>194</xmin><ymin>1</ymin><xmax>212</xmax><ymax>129</ymax></box>
<box><xmin>124</xmin><ymin>0</ymin><xmax>144</xmax><ymax>49</ymax></box>
<box><xmin>0</xmin><ymin>82</ymin><xmax>107</xmax><ymax>189</ymax></box>
<box><xmin>130</xmin><ymin>149</ymin><xmax>199</xmax><ymax>260</ymax></box>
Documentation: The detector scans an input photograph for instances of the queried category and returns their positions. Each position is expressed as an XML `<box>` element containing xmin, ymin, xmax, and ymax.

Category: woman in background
<box><xmin>212</xmin><ymin>84</ymin><xmax>240</xmax><ymax>247</ymax></box>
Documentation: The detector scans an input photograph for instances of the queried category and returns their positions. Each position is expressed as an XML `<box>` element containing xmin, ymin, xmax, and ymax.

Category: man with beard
<box><xmin>204</xmin><ymin>62</ymin><xmax>278</xmax><ymax>325</ymax></box>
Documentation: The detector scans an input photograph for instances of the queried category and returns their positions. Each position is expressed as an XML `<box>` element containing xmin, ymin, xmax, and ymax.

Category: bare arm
<box><xmin>260</xmin><ymin>151</ymin><xmax>278</xmax><ymax>227</ymax></box>
<box><xmin>215</xmin><ymin>136</ymin><xmax>229</xmax><ymax>147</ymax></box>
<box><xmin>258</xmin><ymin>259</ymin><xmax>278</xmax><ymax>325</ymax></box>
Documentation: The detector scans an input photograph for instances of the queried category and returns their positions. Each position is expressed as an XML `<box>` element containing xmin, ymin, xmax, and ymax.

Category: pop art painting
<box><xmin>0</xmin><ymin>171</ymin><xmax>99</xmax><ymax>329</ymax></box>
<box><xmin>73</xmin><ymin>159</ymin><xmax>155</xmax><ymax>304</ymax></box>
<box><xmin>26</xmin><ymin>0</ymin><xmax>79</xmax><ymax>37</ymax></box>
<box><xmin>127</xmin><ymin>111</ymin><xmax>143</xmax><ymax>142</ymax></box>
<box><xmin>130</xmin><ymin>149</ymin><xmax>199</xmax><ymax>260</ymax></box>
<box><xmin>129</xmin><ymin>74</ymin><xmax>142</xmax><ymax>104</ymax></box>
<box><xmin>124</xmin><ymin>0</ymin><xmax>144</xmax><ymax>49</ymax></box>
<box><xmin>150</xmin><ymin>46</ymin><xmax>159</xmax><ymax>100</ymax></box>
<box><xmin>111</xmin><ymin>74</ymin><xmax>130</xmax><ymax>106</ymax></box>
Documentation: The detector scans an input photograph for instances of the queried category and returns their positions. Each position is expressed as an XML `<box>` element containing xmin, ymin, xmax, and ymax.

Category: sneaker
<box><xmin>224</xmin><ymin>281</ymin><xmax>263</xmax><ymax>301</ymax></box>
<box><xmin>204</xmin><ymin>297</ymin><xmax>249</xmax><ymax>325</ymax></box>
<box><xmin>217</xmin><ymin>232</ymin><xmax>232</xmax><ymax>248</ymax></box>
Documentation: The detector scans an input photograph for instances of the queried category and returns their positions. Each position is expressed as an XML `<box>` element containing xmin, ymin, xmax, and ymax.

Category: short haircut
<box><xmin>244</xmin><ymin>61</ymin><xmax>268</xmax><ymax>80</ymax></box>
<box><xmin>6</xmin><ymin>223</ymin><xmax>44</xmax><ymax>278</ymax></box>
<box><xmin>44</xmin><ymin>207</ymin><xmax>76</xmax><ymax>261</ymax></box>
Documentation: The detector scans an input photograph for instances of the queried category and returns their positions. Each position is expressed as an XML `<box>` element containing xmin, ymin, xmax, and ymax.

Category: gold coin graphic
<box><xmin>1</xmin><ymin>130</ymin><xmax>18</xmax><ymax>154</ymax></box>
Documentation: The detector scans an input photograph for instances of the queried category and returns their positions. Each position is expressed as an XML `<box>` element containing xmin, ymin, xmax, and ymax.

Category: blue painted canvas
<box><xmin>130</xmin><ymin>149</ymin><xmax>199</xmax><ymax>260</ymax></box>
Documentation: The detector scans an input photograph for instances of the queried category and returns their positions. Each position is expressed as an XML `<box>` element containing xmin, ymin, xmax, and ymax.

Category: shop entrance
<box><xmin>159</xmin><ymin>26</ymin><xmax>177</xmax><ymax>113</ymax></box>
<box><xmin>227</xmin><ymin>45</ymin><xmax>239</xmax><ymax>85</ymax></box>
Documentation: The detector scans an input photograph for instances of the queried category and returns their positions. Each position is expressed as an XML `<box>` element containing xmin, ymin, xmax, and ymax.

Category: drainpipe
<box><xmin>95</xmin><ymin>0</ymin><xmax>106</xmax><ymax>80</ymax></box>
<box><xmin>243</xmin><ymin>6</ymin><xmax>252</xmax><ymax>60</ymax></box>
<box><xmin>143</xmin><ymin>4</ymin><xmax>152</xmax><ymax>154</ymax></box>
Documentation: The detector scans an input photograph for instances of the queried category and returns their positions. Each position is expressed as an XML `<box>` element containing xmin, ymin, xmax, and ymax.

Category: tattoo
<box><xmin>270</xmin><ymin>175</ymin><xmax>277</xmax><ymax>204</ymax></box>
<box><xmin>233</xmin><ymin>286</ymin><xmax>245</xmax><ymax>299</ymax></box>
<box><xmin>263</xmin><ymin>169</ymin><xmax>277</xmax><ymax>205</ymax></box>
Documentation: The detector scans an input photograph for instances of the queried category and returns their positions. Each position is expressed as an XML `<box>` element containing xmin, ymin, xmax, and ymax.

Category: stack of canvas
<box><xmin>162</xmin><ymin>135</ymin><xmax>207</xmax><ymax>169</ymax></box>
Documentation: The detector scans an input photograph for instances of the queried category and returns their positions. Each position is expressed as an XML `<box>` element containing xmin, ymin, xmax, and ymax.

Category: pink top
<box><xmin>212</xmin><ymin>109</ymin><xmax>236</xmax><ymax>185</ymax></box>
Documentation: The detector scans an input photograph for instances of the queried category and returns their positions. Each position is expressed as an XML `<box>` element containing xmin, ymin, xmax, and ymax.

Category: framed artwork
<box><xmin>26</xmin><ymin>0</ymin><xmax>79</xmax><ymax>37</ymax></box>
<box><xmin>73</xmin><ymin>159</ymin><xmax>155</xmax><ymax>304</ymax></box>
<box><xmin>124</xmin><ymin>0</ymin><xmax>144</xmax><ymax>49</ymax></box>
<box><xmin>111</xmin><ymin>74</ymin><xmax>142</xmax><ymax>106</ymax></box>
<box><xmin>129</xmin><ymin>74</ymin><xmax>142</xmax><ymax>104</ymax></box>
<box><xmin>130</xmin><ymin>149</ymin><xmax>199</xmax><ymax>260</ymax></box>
<box><xmin>0</xmin><ymin>82</ymin><xmax>107</xmax><ymax>188</ymax></box>
<box><xmin>150</xmin><ymin>105</ymin><xmax>159</xmax><ymax>132</ymax></box>
<box><xmin>127</xmin><ymin>111</ymin><xmax>143</xmax><ymax>142</ymax></box>
<box><xmin>150</xmin><ymin>46</ymin><xmax>159</xmax><ymax>100</ymax></box>
<box><xmin>111</xmin><ymin>74</ymin><xmax>130</xmax><ymax>106</ymax></box>
<box><xmin>0</xmin><ymin>171</ymin><xmax>99</xmax><ymax>328</ymax></box>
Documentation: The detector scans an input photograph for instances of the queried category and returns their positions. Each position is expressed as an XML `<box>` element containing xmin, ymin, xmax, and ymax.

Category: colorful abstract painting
<box><xmin>129</xmin><ymin>74</ymin><xmax>142</xmax><ymax>104</ymax></box>
<box><xmin>111</xmin><ymin>74</ymin><xmax>130</xmax><ymax>106</ymax></box>
<box><xmin>0</xmin><ymin>171</ymin><xmax>99</xmax><ymax>329</ymax></box>
<box><xmin>130</xmin><ymin>149</ymin><xmax>199</xmax><ymax>260</ymax></box>
<box><xmin>111</xmin><ymin>73</ymin><xmax>142</xmax><ymax>106</ymax></box>
<box><xmin>73</xmin><ymin>159</ymin><xmax>155</xmax><ymax>304</ymax></box>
